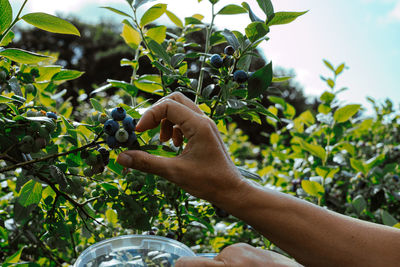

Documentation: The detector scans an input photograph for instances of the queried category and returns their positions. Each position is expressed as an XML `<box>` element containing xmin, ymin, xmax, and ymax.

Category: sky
<box><xmin>9</xmin><ymin>0</ymin><xmax>400</xmax><ymax>112</ymax></box>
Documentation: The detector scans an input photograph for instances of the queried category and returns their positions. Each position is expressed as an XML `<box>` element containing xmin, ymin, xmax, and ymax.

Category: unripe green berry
<box><xmin>69</xmin><ymin>167</ymin><xmax>79</xmax><ymax>176</ymax></box>
<box><xmin>25</xmin><ymin>84</ymin><xmax>35</xmax><ymax>94</ymax></box>
<box><xmin>38</xmin><ymin>126</ymin><xmax>49</xmax><ymax>138</ymax></box>
<box><xmin>44</xmin><ymin>120</ymin><xmax>56</xmax><ymax>132</ymax></box>
<box><xmin>115</xmin><ymin>129</ymin><xmax>129</xmax><ymax>143</ymax></box>
<box><xmin>22</xmin><ymin>135</ymin><xmax>35</xmax><ymax>146</ymax></box>
<box><xmin>98</xmin><ymin>113</ymin><xmax>109</xmax><ymax>124</ymax></box>
<box><xmin>26</xmin><ymin>110</ymin><xmax>37</xmax><ymax>117</ymax></box>
<box><xmin>85</xmin><ymin>154</ymin><xmax>98</xmax><ymax>166</ymax></box>
<box><xmin>20</xmin><ymin>143</ymin><xmax>33</xmax><ymax>153</ymax></box>
<box><xmin>0</xmin><ymin>70</ymin><xmax>7</xmax><ymax>83</ymax></box>
<box><xmin>83</xmin><ymin>168</ymin><xmax>94</xmax><ymax>177</ymax></box>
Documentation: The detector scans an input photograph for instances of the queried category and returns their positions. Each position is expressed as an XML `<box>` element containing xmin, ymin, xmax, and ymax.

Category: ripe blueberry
<box><xmin>123</xmin><ymin>116</ymin><xmax>136</xmax><ymax>132</ymax></box>
<box><xmin>233</xmin><ymin>70</ymin><xmax>248</xmax><ymax>83</ymax></box>
<box><xmin>97</xmin><ymin>147</ymin><xmax>110</xmax><ymax>165</ymax></box>
<box><xmin>224</xmin><ymin>45</ymin><xmax>235</xmax><ymax>56</ymax></box>
<box><xmin>115</xmin><ymin>129</ymin><xmax>129</xmax><ymax>143</ymax></box>
<box><xmin>210</xmin><ymin>54</ymin><xmax>223</xmax><ymax>68</ymax></box>
<box><xmin>111</xmin><ymin>107</ymin><xmax>126</xmax><ymax>121</ymax></box>
<box><xmin>106</xmin><ymin>135</ymin><xmax>118</xmax><ymax>149</ymax></box>
<box><xmin>103</xmin><ymin>119</ymin><xmax>119</xmax><ymax>135</ymax></box>
<box><xmin>46</xmin><ymin>112</ymin><xmax>57</xmax><ymax>120</ymax></box>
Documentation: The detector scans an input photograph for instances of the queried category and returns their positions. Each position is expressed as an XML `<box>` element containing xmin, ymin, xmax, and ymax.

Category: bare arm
<box><xmin>117</xmin><ymin>92</ymin><xmax>400</xmax><ymax>267</ymax></box>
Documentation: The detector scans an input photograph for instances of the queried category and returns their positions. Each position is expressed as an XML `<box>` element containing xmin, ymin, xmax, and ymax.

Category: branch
<box><xmin>0</xmin><ymin>139</ymin><xmax>105</xmax><ymax>173</ymax></box>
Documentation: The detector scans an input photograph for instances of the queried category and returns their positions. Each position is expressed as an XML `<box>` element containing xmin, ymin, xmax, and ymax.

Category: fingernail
<box><xmin>117</xmin><ymin>153</ymin><xmax>132</xmax><ymax>166</ymax></box>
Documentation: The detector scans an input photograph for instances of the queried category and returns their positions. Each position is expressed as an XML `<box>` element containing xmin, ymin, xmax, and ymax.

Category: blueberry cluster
<box><xmin>20</xmin><ymin>110</ymin><xmax>58</xmax><ymax>154</ymax></box>
<box><xmin>80</xmin><ymin>146</ymin><xmax>110</xmax><ymax>177</ymax></box>
<box><xmin>103</xmin><ymin>107</ymin><xmax>138</xmax><ymax>149</ymax></box>
<box><xmin>209</xmin><ymin>45</ymin><xmax>249</xmax><ymax>84</ymax></box>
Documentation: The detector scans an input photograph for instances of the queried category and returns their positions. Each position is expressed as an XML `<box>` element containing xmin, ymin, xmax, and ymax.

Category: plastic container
<box><xmin>74</xmin><ymin>235</ymin><xmax>196</xmax><ymax>267</ymax></box>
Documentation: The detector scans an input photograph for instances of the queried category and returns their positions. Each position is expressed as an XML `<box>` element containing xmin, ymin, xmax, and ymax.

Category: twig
<box><xmin>0</xmin><ymin>140</ymin><xmax>105</xmax><ymax>173</ymax></box>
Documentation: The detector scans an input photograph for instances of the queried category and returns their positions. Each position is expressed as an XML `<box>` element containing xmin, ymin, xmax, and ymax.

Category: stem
<box><xmin>0</xmin><ymin>0</ymin><xmax>29</xmax><ymax>45</ymax></box>
<box><xmin>0</xmin><ymin>139</ymin><xmax>105</xmax><ymax>174</ymax></box>
<box><xmin>195</xmin><ymin>4</ymin><xmax>216</xmax><ymax>104</ymax></box>
<box><xmin>130</xmin><ymin>6</ymin><xmax>168</xmax><ymax>96</ymax></box>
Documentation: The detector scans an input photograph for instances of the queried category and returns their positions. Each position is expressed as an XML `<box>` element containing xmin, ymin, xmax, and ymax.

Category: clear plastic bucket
<box><xmin>74</xmin><ymin>235</ymin><xmax>196</xmax><ymax>267</ymax></box>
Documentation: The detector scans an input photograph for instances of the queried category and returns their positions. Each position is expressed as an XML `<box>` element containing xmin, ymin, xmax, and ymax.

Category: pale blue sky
<box><xmin>9</xmin><ymin>0</ymin><xmax>400</xmax><ymax>111</ymax></box>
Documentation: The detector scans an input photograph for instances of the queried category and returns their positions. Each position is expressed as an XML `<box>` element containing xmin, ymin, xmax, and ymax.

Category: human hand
<box><xmin>116</xmin><ymin>92</ymin><xmax>247</xmax><ymax>204</ymax></box>
<box><xmin>175</xmin><ymin>243</ymin><xmax>302</xmax><ymax>267</ymax></box>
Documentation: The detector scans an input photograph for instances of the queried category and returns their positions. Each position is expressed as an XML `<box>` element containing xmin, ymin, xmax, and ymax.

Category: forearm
<box><xmin>215</xmin><ymin>179</ymin><xmax>400</xmax><ymax>267</ymax></box>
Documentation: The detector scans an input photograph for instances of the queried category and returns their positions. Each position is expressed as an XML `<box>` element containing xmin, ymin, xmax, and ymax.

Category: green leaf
<box><xmin>381</xmin><ymin>210</ymin><xmax>398</xmax><ymax>226</ymax></box>
<box><xmin>134</xmin><ymin>0</ymin><xmax>155</xmax><ymax>9</ymax></box>
<box><xmin>241</xmin><ymin>2</ymin><xmax>263</xmax><ymax>22</ymax></box>
<box><xmin>218</xmin><ymin>4</ymin><xmax>247</xmax><ymax>15</ymax></box>
<box><xmin>18</xmin><ymin>180</ymin><xmax>42</xmax><ymax>207</ymax></box>
<box><xmin>323</xmin><ymin>59</ymin><xmax>335</xmax><ymax>72</ymax></box>
<box><xmin>257</xmin><ymin>0</ymin><xmax>274</xmax><ymax>21</ymax></box>
<box><xmin>108</xmin><ymin>79</ymin><xmax>138</xmax><ymax>96</ymax></box>
<box><xmin>101</xmin><ymin>6</ymin><xmax>131</xmax><ymax>17</ymax></box>
<box><xmin>352</xmin><ymin>195</ymin><xmax>367</xmax><ymax>215</ymax></box>
<box><xmin>134</xmin><ymin>80</ymin><xmax>163</xmax><ymax>95</ymax></box>
<box><xmin>166</xmin><ymin>10</ymin><xmax>183</xmax><ymax>28</ymax></box>
<box><xmin>0</xmin><ymin>0</ymin><xmax>12</xmax><ymax>35</ymax></box>
<box><xmin>107</xmin><ymin>158</ymin><xmax>123</xmax><ymax>176</ymax></box>
<box><xmin>267</xmin><ymin>11</ymin><xmax>308</xmax><ymax>26</ymax></box>
<box><xmin>171</xmin><ymin>53</ymin><xmax>185</xmax><ymax>68</ymax></box>
<box><xmin>0</xmin><ymin>30</ymin><xmax>14</xmax><ymax>46</ymax></box>
<box><xmin>52</xmin><ymin>69</ymin><xmax>84</xmax><ymax>82</ymax></box>
<box><xmin>3</xmin><ymin>247</ymin><xmax>24</xmax><ymax>264</ymax></box>
<box><xmin>0</xmin><ymin>48</ymin><xmax>49</xmax><ymax>64</ymax></box>
<box><xmin>245</xmin><ymin>22</ymin><xmax>269</xmax><ymax>42</ymax></box>
<box><xmin>21</xmin><ymin>12</ymin><xmax>80</xmax><ymax>36</ymax></box>
<box><xmin>221</xmin><ymin>29</ymin><xmax>240</xmax><ymax>50</ymax></box>
<box><xmin>121</xmin><ymin>24</ymin><xmax>141</xmax><ymax>49</ymax></box>
<box><xmin>106</xmin><ymin>209</ymin><xmax>118</xmax><ymax>226</ymax></box>
<box><xmin>320</xmin><ymin>91</ymin><xmax>335</xmax><ymax>104</ymax></box>
<box><xmin>140</xmin><ymin>3</ymin><xmax>167</xmax><ymax>26</ymax></box>
<box><xmin>272</xmin><ymin>76</ymin><xmax>291</xmax><ymax>83</ymax></box>
<box><xmin>247</xmin><ymin>61</ymin><xmax>273</xmax><ymax>99</ymax></box>
<box><xmin>90</xmin><ymin>98</ymin><xmax>104</xmax><ymax>113</ymax></box>
<box><xmin>350</xmin><ymin>158</ymin><xmax>366</xmax><ymax>175</ymax></box>
<box><xmin>301</xmin><ymin>180</ymin><xmax>324</xmax><ymax>197</ymax></box>
<box><xmin>0</xmin><ymin>95</ymin><xmax>14</xmax><ymax>103</ymax></box>
<box><xmin>146</xmin><ymin>39</ymin><xmax>171</xmax><ymax>64</ymax></box>
<box><xmin>335</xmin><ymin>63</ymin><xmax>345</xmax><ymax>75</ymax></box>
<box><xmin>100</xmin><ymin>183</ymin><xmax>119</xmax><ymax>197</ymax></box>
<box><xmin>146</xmin><ymin>25</ymin><xmax>166</xmax><ymax>44</ymax></box>
<box><xmin>299</xmin><ymin>139</ymin><xmax>326</xmax><ymax>160</ymax></box>
<box><xmin>333</xmin><ymin>104</ymin><xmax>361</xmax><ymax>123</ymax></box>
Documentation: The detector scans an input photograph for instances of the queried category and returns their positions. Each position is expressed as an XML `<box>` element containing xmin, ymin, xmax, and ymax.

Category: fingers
<box><xmin>172</xmin><ymin>126</ymin><xmax>184</xmax><ymax>147</ymax></box>
<box><xmin>157</xmin><ymin>92</ymin><xmax>203</xmax><ymax>115</ymax></box>
<box><xmin>175</xmin><ymin>257</ymin><xmax>225</xmax><ymax>267</ymax></box>
<box><xmin>116</xmin><ymin>150</ymin><xmax>174</xmax><ymax>178</ymax></box>
<box><xmin>136</xmin><ymin>99</ymin><xmax>202</xmax><ymax>140</ymax></box>
<box><xmin>160</xmin><ymin>119</ymin><xmax>174</xmax><ymax>142</ymax></box>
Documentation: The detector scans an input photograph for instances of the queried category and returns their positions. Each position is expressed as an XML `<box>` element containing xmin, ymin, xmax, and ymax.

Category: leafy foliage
<box><xmin>1</xmin><ymin>0</ymin><xmax>397</xmax><ymax>266</ymax></box>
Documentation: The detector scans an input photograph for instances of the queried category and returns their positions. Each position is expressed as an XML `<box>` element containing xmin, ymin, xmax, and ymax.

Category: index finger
<box><xmin>135</xmin><ymin>98</ymin><xmax>203</xmax><ymax>139</ymax></box>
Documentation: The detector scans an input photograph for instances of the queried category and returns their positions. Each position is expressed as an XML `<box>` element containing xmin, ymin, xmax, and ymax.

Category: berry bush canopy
<box><xmin>3</xmin><ymin>0</ymin><xmax>400</xmax><ymax>265</ymax></box>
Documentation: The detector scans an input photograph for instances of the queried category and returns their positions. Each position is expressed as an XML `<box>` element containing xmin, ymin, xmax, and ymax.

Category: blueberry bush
<box><xmin>1</xmin><ymin>0</ymin><xmax>398</xmax><ymax>265</ymax></box>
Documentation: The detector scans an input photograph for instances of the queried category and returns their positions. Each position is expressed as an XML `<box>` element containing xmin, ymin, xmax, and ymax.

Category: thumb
<box><xmin>117</xmin><ymin>150</ymin><xmax>174</xmax><ymax>177</ymax></box>
<box><xmin>175</xmin><ymin>256</ymin><xmax>225</xmax><ymax>267</ymax></box>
